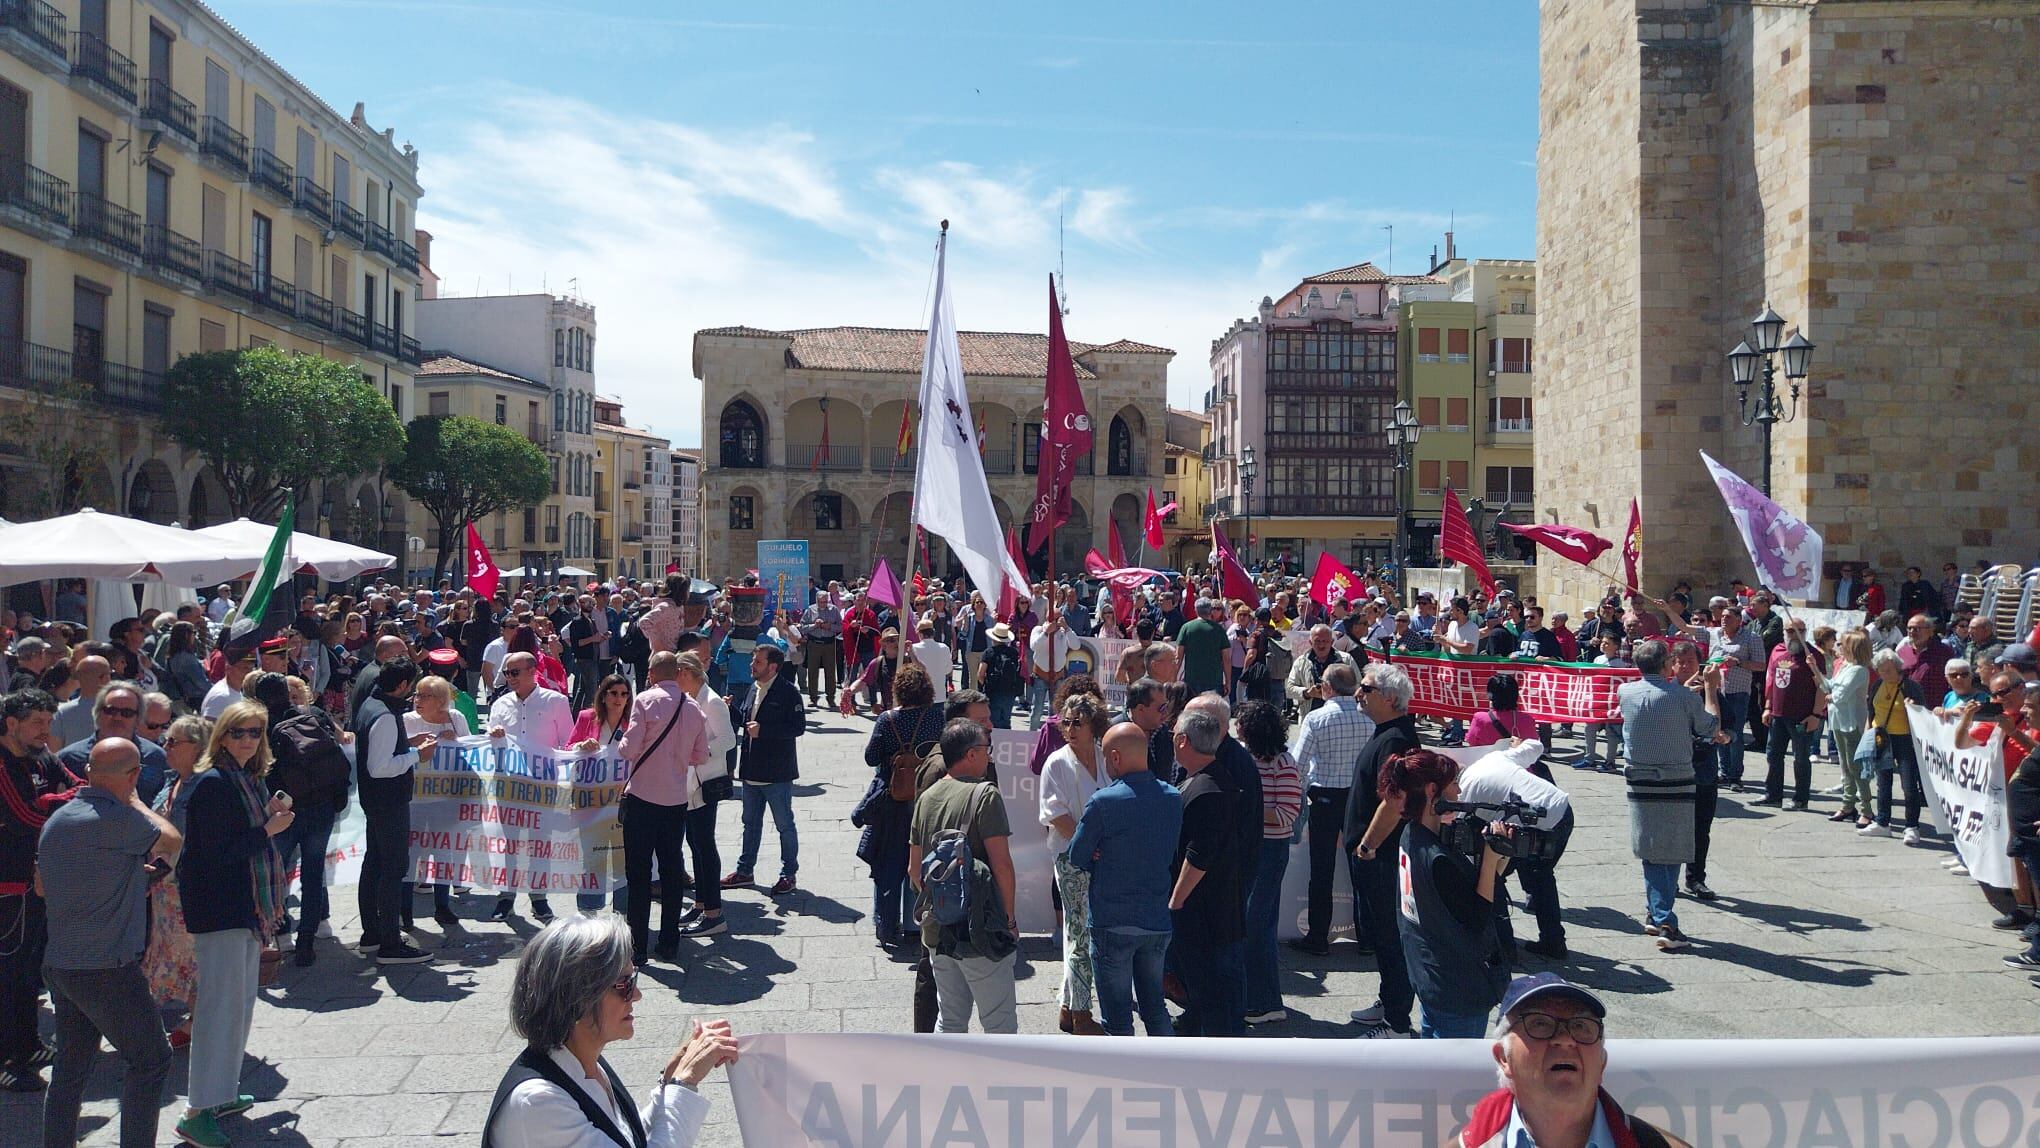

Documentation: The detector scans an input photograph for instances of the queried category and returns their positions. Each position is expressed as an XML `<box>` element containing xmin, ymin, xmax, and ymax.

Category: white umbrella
<box><xmin>558</xmin><ymin>565</ymin><xmax>595</xmax><ymax>577</ymax></box>
<box><xmin>191</xmin><ymin>518</ymin><xmax>396</xmax><ymax>581</ymax></box>
<box><xmin>0</xmin><ymin>508</ymin><xmax>262</xmax><ymax>587</ymax></box>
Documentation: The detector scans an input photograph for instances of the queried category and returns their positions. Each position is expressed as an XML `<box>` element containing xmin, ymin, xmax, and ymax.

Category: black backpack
<box><xmin>616</xmin><ymin>616</ymin><xmax>651</xmax><ymax>666</ymax></box>
<box><xmin>269</xmin><ymin>706</ymin><xmax>354</xmax><ymax>811</ymax></box>
<box><xmin>982</xmin><ymin>644</ymin><xmax>1024</xmax><ymax>695</ymax></box>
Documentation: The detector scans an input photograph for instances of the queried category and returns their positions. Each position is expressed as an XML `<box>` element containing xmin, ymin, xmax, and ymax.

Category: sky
<box><xmin>220</xmin><ymin>1</ymin><xmax>1540</xmax><ymax>447</ymax></box>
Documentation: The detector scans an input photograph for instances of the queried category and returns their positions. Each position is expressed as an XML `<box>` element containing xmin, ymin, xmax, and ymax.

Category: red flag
<box><xmin>1107</xmin><ymin>516</ymin><xmax>1129</xmax><ymax>569</ymax></box>
<box><xmin>1622</xmin><ymin>497</ymin><xmax>1642</xmax><ymax>592</ymax></box>
<box><xmin>1308</xmin><ymin>552</ymin><xmax>1363</xmax><ymax>606</ymax></box>
<box><xmin>1439</xmin><ymin>487</ymin><xmax>1497</xmax><ymax>598</ymax></box>
<box><xmin>464</xmin><ymin>521</ymin><xmax>500</xmax><ymax>601</ymax></box>
<box><xmin>1026</xmin><ymin>276</ymin><xmax>1092</xmax><ymax>554</ymax></box>
<box><xmin>1211</xmin><ymin>521</ymin><xmax>1257</xmax><ymax>603</ymax></box>
<box><xmin>1142</xmin><ymin>487</ymin><xmax>1179</xmax><ymax>550</ymax></box>
<box><xmin>1499</xmin><ymin>521</ymin><xmax>1616</xmax><ymax>567</ymax></box>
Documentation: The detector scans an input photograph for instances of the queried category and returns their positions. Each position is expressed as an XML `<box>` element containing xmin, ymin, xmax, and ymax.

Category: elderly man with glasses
<box><xmin>56</xmin><ymin>681</ymin><xmax>167</xmax><ymax>806</ymax></box>
<box><xmin>1898</xmin><ymin>613</ymin><xmax>1957</xmax><ymax>713</ymax></box>
<box><xmin>1447</xmin><ymin>973</ymin><xmax>1692</xmax><ymax>1148</ymax></box>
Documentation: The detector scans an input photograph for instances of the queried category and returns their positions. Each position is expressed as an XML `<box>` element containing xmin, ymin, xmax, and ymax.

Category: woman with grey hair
<box><xmin>484</xmin><ymin>915</ymin><xmax>738</xmax><ymax>1148</ymax></box>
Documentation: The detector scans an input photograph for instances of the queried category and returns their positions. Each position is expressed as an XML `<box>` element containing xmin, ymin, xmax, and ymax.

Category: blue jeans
<box><xmin>1243</xmin><ymin>838</ymin><xmax>1292</xmax><ymax>1014</ymax></box>
<box><xmin>1026</xmin><ymin>679</ymin><xmax>1053</xmax><ymax>730</ymax></box>
<box><xmin>1643</xmin><ymin>861</ymin><xmax>1680</xmax><ymax>930</ymax></box>
<box><xmin>737</xmin><ymin>782</ymin><xmax>798</xmax><ymax>878</ymax></box>
<box><xmin>272</xmin><ymin>799</ymin><xmax>336</xmax><ymax>945</ymax></box>
<box><xmin>1715</xmin><ymin>692</ymin><xmax>1750</xmax><ymax>783</ymax></box>
<box><xmin>987</xmin><ymin>691</ymin><xmax>1019</xmax><ymax>730</ymax></box>
<box><xmin>870</xmin><ymin>852</ymin><xmax>913</xmax><ymax>941</ymax></box>
<box><xmin>1420</xmin><ymin>1004</ymin><xmax>1492</xmax><ymax>1039</ymax></box>
<box><xmin>1090</xmin><ymin>928</ymin><xmax>1172</xmax><ymax>1036</ymax></box>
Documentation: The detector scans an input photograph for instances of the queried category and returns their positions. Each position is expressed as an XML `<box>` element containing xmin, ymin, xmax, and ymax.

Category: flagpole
<box><xmin>898</xmin><ymin>221</ymin><xmax>946</xmax><ymax>677</ymax></box>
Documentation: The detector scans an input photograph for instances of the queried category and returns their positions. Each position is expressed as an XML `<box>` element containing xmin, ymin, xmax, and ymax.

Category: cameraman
<box><xmin>1376</xmin><ymin>748</ymin><xmax>1510</xmax><ymax>1038</ymax></box>
<box><xmin>1458</xmin><ymin>739</ymin><xmax>1574</xmax><ymax>961</ymax></box>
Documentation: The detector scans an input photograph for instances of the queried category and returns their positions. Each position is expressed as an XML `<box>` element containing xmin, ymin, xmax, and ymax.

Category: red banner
<box><xmin>1384</xmin><ymin>651</ymin><xmax>1638</xmax><ymax>724</ymax></box>
<box><xmin>465</xmin><ymin>521</ymin><xmax>499</xmax><ymax>601</ymax></box>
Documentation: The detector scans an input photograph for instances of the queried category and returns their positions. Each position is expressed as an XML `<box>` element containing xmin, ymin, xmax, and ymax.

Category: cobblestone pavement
<box><xmin>6</xmin><ymin>705</ymin><xmax>2037</xmax><ymax>1146</ymax></box>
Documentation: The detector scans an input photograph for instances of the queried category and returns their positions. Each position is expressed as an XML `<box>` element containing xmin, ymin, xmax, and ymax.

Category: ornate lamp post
<box><xmin>1239</xmin><ymin>445</ymin><xmax>1257</xmax><ymax>571</ymax></box>
<box><xmin>1726</xmin><ymin>303</ymin><xmax>1815</xmax><ymax>497</ymax></box>
<box><xmin>1385</xmin><ymin>400</ymin><xmax>1422</xmax><ymax>579</ymax></box>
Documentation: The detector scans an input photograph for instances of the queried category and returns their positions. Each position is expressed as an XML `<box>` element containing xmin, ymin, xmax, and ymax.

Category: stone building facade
<box><xmin>692</xmin><ymin>325</ymin><xmax>1172</xmax><ymax>588</ymax></box>
<box><xmin>1536</xmin><ymin>0</ymin><xmax>2040</xmax><ymax>612</ymax></box>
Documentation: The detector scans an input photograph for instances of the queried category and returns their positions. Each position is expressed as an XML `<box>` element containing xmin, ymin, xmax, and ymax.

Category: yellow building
<box><xmin>1161</xmin><ymin>406</ymin><xmax>1210</xmax><ymax>570</ymax></box>
<box><xmin>1435</xmin><ymin>256</ymin><xmax>1537</xmax><ymax>560</ymax></box>
<box><xmin>1398</xmin><ymin>297</ymin><xmax>1479</xmax><ymax>564</ymax></box>
<box><xmin>593</xmin><ymin>397</ymin><xmax>671</xmax><ymax>582</ymax></box>
<box><xmin>0</xmin><ymin>0</ymin><xmax>422</xmax><ymax>550</ymax></box>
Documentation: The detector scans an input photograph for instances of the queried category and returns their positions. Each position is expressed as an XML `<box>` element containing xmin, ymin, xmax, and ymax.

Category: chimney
<box><xmin>1445</xmin><ymin>230</ymin><xmax>1456</xmax><ymax>263</ymax></box>
<box><xmin>415</xmin><ymin>229</ymin><xmax>437</xmax><ymax>299</ymax></box>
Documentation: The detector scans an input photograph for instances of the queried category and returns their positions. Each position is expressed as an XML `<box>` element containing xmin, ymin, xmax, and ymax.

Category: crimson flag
<box><xmin>1025</xmin><ymin>276</ymin><xmax>1091</xmax><ymax>554</ymax></box>
<box><xmin>1622</xmin><ymin>497</ymin><xmax>1642</xmax><ymax>592</ymax></box>
<box><xmin>1211</xmin><ymin>520</ymin><xmax>1257</xmax><ymax>603</ymax></box>
<box><xmin>1107</xmin><ymin>516</ymin><xmax>1129</xmax><ymax>569</ymax></box>
<box><xmin>1308</xmin><ymin>552</ymin><xmax>1363</xmax><ymax>606</ymax></box>
<box><xmin>1143</xmin><ymin>487</ymin><xmax>1179</xmax><ymax>550</ymax></box>
<box><xmin>1439</xmin><ymin>487</ymin><xmax>1497</xmax><ymax>598</ymax></box>
<box><xmin>1499</xmin><ymin>521</ymin><xmax>1616</xmax><ymax>567</ymax></box>
<box><xmin>464</xmin><ymin>522</ymin><xmax>500</xmax><ymax>601</ymax></box>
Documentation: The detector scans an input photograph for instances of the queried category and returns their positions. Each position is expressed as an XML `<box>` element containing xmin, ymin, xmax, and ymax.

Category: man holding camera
<box><xmin>1457</xmin><ymin>738</ymin><xmax>1574</xmax><ymax>961</ymax></box>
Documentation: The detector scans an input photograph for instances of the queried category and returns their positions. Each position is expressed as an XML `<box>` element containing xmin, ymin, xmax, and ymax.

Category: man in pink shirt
<box><xmin>618</xmin><ymin>652</ymin><xmax>711</xmax><ymax>963</ymax></box>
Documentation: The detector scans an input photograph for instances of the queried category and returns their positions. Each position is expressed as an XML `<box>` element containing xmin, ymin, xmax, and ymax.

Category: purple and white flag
<box><xmin>1699</xmin><ymin>451</ymin><xmax>1823</xmax><ymax>601</ymax></box>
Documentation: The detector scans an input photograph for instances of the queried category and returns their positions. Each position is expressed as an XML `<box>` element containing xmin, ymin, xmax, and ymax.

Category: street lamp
<box><xmin>1385</xmin><ymin>400</ymin><xmax>1422</xmax><ymax>584</ymax></box>
<box><xmin>1726</xmin><ymin>302</ymin><xmax>1815</xmax><ymax>497</ymax></box>
<box><xmin>1239</xmin><ymin>445</ymin><xmax>1257</xmax><ymax>571</ymax></box>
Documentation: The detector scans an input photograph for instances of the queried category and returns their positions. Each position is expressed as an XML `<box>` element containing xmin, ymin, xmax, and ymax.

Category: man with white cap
<box><xmin>1447</xmin><ymin>972</ymin><xmax>1691</xmax><ymax>1147</ymax></box>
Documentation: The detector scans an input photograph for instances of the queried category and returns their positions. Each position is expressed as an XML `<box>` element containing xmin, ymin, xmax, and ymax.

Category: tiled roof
<box><xmin>1301</xmin><ymin>262</ymin><xmax>1444</xmax><ymax>286</ymax></box>
<box><xmin>1085</xmin><ymin>338</ymin><xmax>1176</xmax><ymax>355</ymax></box>
<box><xmin>415</xmin><ymin>353</ymin><xmax>542</xmax><ymax>386</ymax></box>
<box><xmin>695</xmin><ymin>326</ymin><xmax>794</xmax><ymax>340</ymax></box>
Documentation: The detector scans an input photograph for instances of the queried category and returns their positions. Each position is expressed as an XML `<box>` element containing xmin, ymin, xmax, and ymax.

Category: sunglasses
<box><xmin>611</xmin><ymin>970</ymin><xmax>640</xmax><ymax>998</ymax></box>
<box><xmin>224</xmin><ymin>726</ymin><xmax>264</xmax><ymax>741</ymax></box>
<box><xmin>1358</xmin><ymin>683</ymin><xmax>1377</xmax><ymax>694</ymax></box>
<box><xmin>1991</xmin><ymin>685</ymin><xmax>2021</xmax><ymax>698</ymax></box>
<box><xmin>101</xmin><ymin>705</ymin><xmax>139</xmax><ymax>719</ymax></box>
<box><xmin>504</xmin><ymin>668</ymin><xmax>531</xmax><ymax>677</ymax></box>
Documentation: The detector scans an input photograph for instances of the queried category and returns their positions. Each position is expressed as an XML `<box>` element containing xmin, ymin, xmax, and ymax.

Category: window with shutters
<box><xmin>1488</xmin><ymin>396</ymin><xmax>1533</xmax><ymax>432</ymax></box>
<box><xmin>427</xmin><ymin>391</ymin><xmax>449</xmax><ymax>417</ymax></box>
<box><xmin>1417</xmin><ymin>327</ymin><xmax>1440</xmax><ymax>362</ymax></box>
<box><xmin>199</xmin><ymin>319</ymin><xmax>226</xmax><ymax>352</ymax></box>
<box><xmin>1447</xmin><ymin>328</ymin><xmax>1470</xmax><ymax>363</ymax></box>
<box><xmin>1446</xmin><ymin>397</ymin><xmax>1469</xmax><ymax>431</ymax></box>
<box><xmin>1417</xmin><ymin>397</ymin><xmax>1440</xmax><ymax>428</ymax></box>
<box><xmin>494</xmin><ymin>396</ymin><xmax>506</xmax><ymax>425</ymax></box>
<box><xmin>1417</xmin><ymin>458</ymin><xmax>1441</xmax><ymax>495</ymax></box>
<box><xmin>729</xmin><ymin>496</ymin><xmax>754</xmax><ymax>531</ymax></box>
<box><xmin>1446</xmin><ymin>460</ymin><xmax>1469</xmax><ymax>493</ymax></box>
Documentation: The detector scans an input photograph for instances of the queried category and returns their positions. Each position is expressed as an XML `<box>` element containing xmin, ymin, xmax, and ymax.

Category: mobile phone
<box><xmin>1977</xmin><ymin>701</ymin><xmax>2004</xmax><ymax>718</ymax></box>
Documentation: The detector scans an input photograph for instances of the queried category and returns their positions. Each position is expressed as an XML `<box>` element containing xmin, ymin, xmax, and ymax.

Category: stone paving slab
<box><xmin>5</xmin><ymin>706</ymin><xmax>2037</xmax><ymax>1146</ymax></box>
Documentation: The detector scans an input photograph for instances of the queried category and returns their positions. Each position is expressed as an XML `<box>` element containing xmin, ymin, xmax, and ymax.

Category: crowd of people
<box><xmin>2</xmin><ymin>552</ymin><xmax>2035</xmax><ymax>1145</ymax></box>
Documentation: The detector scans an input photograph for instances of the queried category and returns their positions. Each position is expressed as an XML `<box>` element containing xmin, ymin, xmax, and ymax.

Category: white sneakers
<box><xmin>1348</xmin><ymin>1000</ymin><xmax>1386</xmax><ymax>1024</ymax></box>
<box><xmin>1902</xmin><ymin>828</ymin><xmax>1923</xmax><ymax>846</ymax></box>
<box><xmin>1856</xmin><ymin>823</ymin><xmax>1892</xmax><ymax>837</ymax></box>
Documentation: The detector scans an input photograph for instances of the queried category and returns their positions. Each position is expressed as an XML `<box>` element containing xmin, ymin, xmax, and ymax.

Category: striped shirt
<box><xmin>1256</xmin><ymin>751</ymin><xmax>1304</xmax><ymax>839</ymax></box>
<box><xmin>1293</xmin><ymin>696</ymin><xmax>1376</xmax><ymax>790</ymax></box>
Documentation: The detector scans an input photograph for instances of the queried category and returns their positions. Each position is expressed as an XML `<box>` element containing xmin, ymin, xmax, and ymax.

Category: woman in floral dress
<box><xmin>143</xmin><ymin>714</ymin><xmax>210</xmax><ymax>1047</ymax></box>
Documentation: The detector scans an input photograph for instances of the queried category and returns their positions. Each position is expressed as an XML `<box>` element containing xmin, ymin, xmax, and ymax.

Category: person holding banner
<box><xmin>486</xmin><ymin>916</ymin><xmax>737</xmax><ymax>1148</ymax></box>
<box><xmin>355</xmin><ymin>660</ymin><xmax>442</xmax><ymax>963</ymax></box>
<box><xmin>1863</xmin><ymin>649</ymin><xmax>1928</xmax><ymax>843</ymax></box>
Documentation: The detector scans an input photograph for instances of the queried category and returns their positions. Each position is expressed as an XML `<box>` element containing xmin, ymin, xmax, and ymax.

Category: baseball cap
<box><xmin>1497</xmin><ymin>972</ymin><xmax>1606</xmax><ymax>1020</ymax></box>
<box><xmin>2001</xmin><ymin>643</ymin><xmax>2038</xmax><ymax>672</ymax></box>
<box><xmin>426</xmin><ymin>647</ymin><xmax>461</xmax><ymax>668</ymax></box>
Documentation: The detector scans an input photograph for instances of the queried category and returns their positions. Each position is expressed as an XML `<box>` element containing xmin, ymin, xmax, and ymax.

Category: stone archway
<box><xmin>1106</xmin><ymin>405</ymin><xmax>1148</xmax><ymax>476</ymax></box>
<box><xmin>184</xmin><ymin>467</ymin><xmax>229</xmax><ymax>528</ymax></box>
<box><xmin>125</xmin><ymin>459</ymin><xmax>177</xmax><ymax>524</ymax></box>
<box><xmin>718</xmin><ymin>397</ymin><xmax>768</xmax><ymax>470</ymax></box>
<box><xmin>789</xmin><ymin>486</ymin><xmax>864</xmax><ymax>585</ymax></box>
<box><xmin>1109</xmin><ymin>492</ymin><xmax>1143</xmax><ymax>563</ymax></box>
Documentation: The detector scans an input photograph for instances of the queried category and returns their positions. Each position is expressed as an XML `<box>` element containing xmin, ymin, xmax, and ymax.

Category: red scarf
<box><xmin>1459</xmin><ymin>1087</ymin><xmax>1644</xmax><ymax>1148</ymax></box>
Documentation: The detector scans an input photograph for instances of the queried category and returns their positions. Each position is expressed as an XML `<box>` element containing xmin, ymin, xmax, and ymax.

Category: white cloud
<box><xmin>417</xmin><ymin>89</ymin><xmax>1394</xmax><ymax>443</ymax></box>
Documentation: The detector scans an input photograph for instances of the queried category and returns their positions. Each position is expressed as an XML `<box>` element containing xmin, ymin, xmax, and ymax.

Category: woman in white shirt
<box><xmin>1037</xmin><ymin>692</ymin><xmax>1110</xmax><ymax>1035</ymax></box>
<box><xmin>1811</xmin><ymin>629</ymin><xmax>1874</xmax><ymax>823</ymax></box>
<box><xmin>485</xmin><ymin>915</ymin><xmax>737</xmax><ymax>1148</ymax></box>
<box><xmin>406</xmin><ymin>676</ymin><xmax>471</xmax><ymax>926</ymax></box>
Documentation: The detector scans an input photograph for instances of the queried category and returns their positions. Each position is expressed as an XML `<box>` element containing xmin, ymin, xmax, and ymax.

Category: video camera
<box><xmin>1433</xmin><ymin>797</ymin><xmax>1555</xmax><ymax>861</ymax></box>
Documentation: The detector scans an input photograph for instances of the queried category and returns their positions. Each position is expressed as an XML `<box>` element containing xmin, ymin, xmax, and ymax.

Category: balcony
<box><xmin>621</xmin><ymin>529</ymin><xmax>643</xmax><ymax>544</ymax></box>
<box><xmin>253</xmin><ymin>274</ymin><xmax>296</xmax><ymax>317</ymax></box>
<box><xmin>142</xmin><ymin>224</ymin><xmax>201</xmax><ymax>280</ymax></box>
<box><xmin>140</xmin><ymin>78</ymin><xmax>197</xmax><ymax>141</ymax></box>
<box><xmin>292</xmin><ymin>176</ymin><xmax>330</xmax><ymax>222</ymax></box>
<box><xmin>332</xmin><ymin>201</ymin><xmax>363</xmax><ymax>243</ymax></box>
<box><xmin>199</xmin><ymin>116</ymin><xmax>247</xmax><ymax>174</ymax></box>
<box><xmin>0</xmin><ymin>0</ymin><xmax>68</xmax><ymax>64</ymax></box>
<box><xmin>1490</xmin><ymin>418</ymin><xmax>1533</xmax><ymax>434</ymax></box>
<box><xmin>1265</xmin><ymin>371</ymin><xmax>1398</xmax><ymax>396</ymax></box>
<box><xmin>297</xmin><ymin>288</ymin><xmax>332</xmax><ymax>330</ymax></box>
<box><xmin>0</xmin><ymin>338</ymin><xmax>160</xmax><ymax>412</ymax></box>
<box><xmin>336</xmin><ymin>307</ymin><xmax>367</xmax><ymax>347</ymax></box>
<box><xmin>1209</xmin><ymin>495</ymin><xmax>1234</xmax><ymax>518</ymax></box>
<box><xmin>364</xmin><ymin>219</ymin><xmax>394</xmax><ymax>259</ymax></box>
<box><xmin>71</xmin><ymin>192</ymin><xmax>142</xmax><ymax>257</ymax></box>
<box><xmin>623</xmin><ymin>476</ymin><xmax>640</xmax><ymax>490</ymax></box>
<box><xmin>1200</xmin><ymin>442</ymin><xmax>1215</xmax><ymax>464</ymax></box>
<box><xmin>399</xmin><ymin>334</ymin><xmax>421</xmax><ymax>364</ymax></box>
<box><xmin>525</xmin><ymin>422</ymin><xmax>547</xmax><ymax>446</ymax></box>
<box><xmin>982</xmin><ymin>448</ymin><xmax>1015</xmax><ymax>475</ymax></box>
<box><xmin>785</xmin><ymin>441</ymin><xmax>862</xmax><ymax>471</ymax></box>
<box><xmin>370</xmin><ymin>322</ymin><xmax>398</xmax><ymax>357</ymax></box>
<box><xmin>250</xmin><ymin>148</ymin><xmax>292</xmax><ymax>201</ymax></box>
<box><xmin>394</xmin><ymin>237</ymin><xmax>419</xmax><ymax>274</ymax></box>
<box><xmin>1267</xmin><ymin>431</ymin><xmax>1392</xmax><ymax>454</ymax></box>
<box><xmin>69</xmin><ymin>31</ymin><xmax>136</xmax><ymax>105</ymax></box>
<box><xmin>204</xmin><ymin>249</ymin><xmax>250</xmax><ymax>299</ymax></box>
<box><xmin>1259</xmin><ymin>494</ymin><xmax>1394</xmax><ymax>517</ymax></box>
<box><xmin>0</xmin><ymin>161</ymin><xmax>71</xmax><ymax>228</ymax></box>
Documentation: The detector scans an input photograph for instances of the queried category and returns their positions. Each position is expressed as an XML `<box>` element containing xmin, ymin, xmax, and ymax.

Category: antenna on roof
<box><xmin>1381</xmin><ymin>224</ymin><xmax>1394</xmax><ymax>276</ymax></box>
<box><xmin>1056</xmin><ymin>195</ymin><xmax>1070</xmax><ymax>318</ymax></box>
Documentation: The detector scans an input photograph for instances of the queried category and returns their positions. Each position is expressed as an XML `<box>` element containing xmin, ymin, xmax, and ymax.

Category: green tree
<box><xmin>159</xmin><ymin>347</ymin><xmax>405</xmax><ymax>518</ymax></box>
<box><xmin>388</xmin><ymin>414</ymin><xmax>551</xmax><ymax>580</ymax></box>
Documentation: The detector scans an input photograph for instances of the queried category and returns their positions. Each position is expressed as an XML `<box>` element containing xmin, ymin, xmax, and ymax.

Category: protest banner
<box><xmin>986</xmin><ymin>727</ymin><xmax>1056</xmax><ymax>935</ymax></box>
<box><xmin>758</xmin><ymin>539</ymin><xmax>812</xmax><ymax>619</ymax></box>
<box><xmin>730</xmin><ymin>1032</ymin><xmax>2040</xmax><ymax>1147</ymax></box>
<box><xmin>1385</xmin><ymin>650</ymin><xmax>1636</xmax><ymax>724</ymax></box>
<box><xmin>404</xmin><ymin>735</ymin><xmax>628</xmax><ymax>896</ymax></box>
<box><xmin>1908</xmin><ymin>702</ymin><xmax>2014</xmax><ymax>888</ymax></box>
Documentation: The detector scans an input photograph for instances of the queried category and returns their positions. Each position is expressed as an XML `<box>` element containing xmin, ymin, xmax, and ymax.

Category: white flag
<box><xmin>1698</xmin><ymin>451</ymin><xmax>1823</xmax><ymax>601</ymax></box>
<box><xmin>913</xmin><ymin>230</ymin><xmax>1031</xmax><ymax>601</ymax></box>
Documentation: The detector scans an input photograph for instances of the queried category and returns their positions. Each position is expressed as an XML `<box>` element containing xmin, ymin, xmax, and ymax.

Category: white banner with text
<box><xmin>728</xmin><ymin>1033</ymin><xmax>2040</xmax><ymax>1147</ymax></box>
<box><xmin>405</xmin><ymin>736</ymin><xmax>628</xmax><ymax>896</ymax></box>
<box><xmin>1907</xmin><ymin>703</ymin><xmax>2014</xmax><ymax>888</ymax></box>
